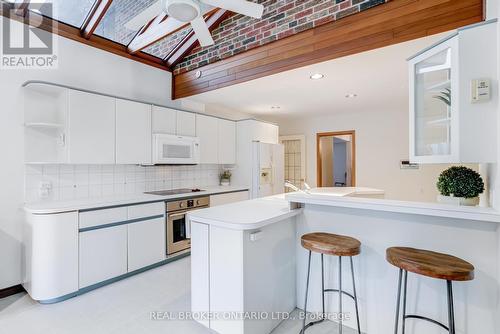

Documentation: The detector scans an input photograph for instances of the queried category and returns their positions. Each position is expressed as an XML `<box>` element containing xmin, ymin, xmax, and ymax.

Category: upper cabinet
<box><xmin>196</xmin><ymin>114</ymin><xmax>220</xmax><ymax>164</ymax></box>
<box><xmin>409</xmin><ymin>20</ymin><xmax>497</xmax><ymax>164</ymax></box>
<box><xmin>218</xmin><ymin>119</ymin><xmax>236</xmax><ymax>164</ymax></box>
<box><xmin>177</xmin><ymin>111</ymin><xmax>196</xmax><ymax>137</ymax></box>
<box><xmin>115</xmin><ymin>99</ymin><xmax>152</xmax><ymax>165</ymax></box>
<box><xmin>68</xmin><ymin>91</ymin><xmax>116</xmax><ymax>164</ymax></box>
<box><xmin>152</xmin><ymin>106</ymin><xmax>176</xmax><ymax>135</ymax></box>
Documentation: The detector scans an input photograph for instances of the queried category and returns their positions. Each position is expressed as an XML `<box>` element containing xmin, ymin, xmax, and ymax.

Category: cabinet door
<box><xmin>177</xmin><ymin>111</ymin><xmax>196</xmax><ymax>136</ymax></box>
<box><xmin>68</xmin><ymin>90</ymin><xmax>115</xmax><ymax>164</ymax></box>
<box><xmin>218</xmin><ymin>119</ymin><xmax>236</xmax><ymax>164</ymax></box>
<box><xmin>128</xmin><ymin>218</ymin><xmax>165</xmax><ymax>272</ymax></box>
<box><xmin>116</xmin><ymin>99</ymin><xmax>152</xmax><ymax>164</ymax></box>
<box><xmin>196</xmin><ymin>114</ymin><xmax>219</xmax><ymax>164</ymax></box>
<box><xmin>152</xmin><ymin>106</ymin><xmax>176</xmax><ymax>134</ymax></box>
<box><xmin>190</xmin><ymin>222</ymin><xmax>210</xmax><ymax>328</ymax></box>
<box><xmin>79</xmin><ymin>225</ymin><xmax>128</xmax><ymax>288</ymax></box>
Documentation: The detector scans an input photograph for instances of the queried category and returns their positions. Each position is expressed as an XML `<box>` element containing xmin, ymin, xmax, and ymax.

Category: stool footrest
<box><xmin>404</xmin><ymin>314</ymin><xmax>449</xmax><ymax>331</ymax></box>
<box><xmin>300</xmin><ymin>318</ymin><xmax>325</xmax><ymax>334</ymax></box>
<box><xmin>324</xmin><ymin>288</ymin><xmax>355</xmax><ymax>300</ymax></box>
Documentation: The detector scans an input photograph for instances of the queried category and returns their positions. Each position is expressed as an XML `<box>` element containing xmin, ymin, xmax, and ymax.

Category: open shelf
<box><xmin>427</xmin><ymin>118</ymin><xmax>451</xmax><ymax>126</ymax></box>
<box><xmin>25</xmin><ymin>122</ymin><xmax>64</xmax><ymax>130</ymax></box>
<box><xmin>426</xmin><ymin>80</ymin><xmax>450</xmax><ymax>92</ymax></box>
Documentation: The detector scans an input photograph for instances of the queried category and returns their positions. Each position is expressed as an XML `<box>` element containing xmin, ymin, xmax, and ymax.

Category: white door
<box><xmin>128</xmin><ymin>218</ymin><xmax>165</xmax><ymax>272</ymax></box>
<box><xmin>68</xmin><ymin>90</ymin><xmax>115</xmax><ymax>164</ymax></box>
<box><xmin>177</xmin><ymin>111</ymin><xmax>196</xmax><ymax>136</ymax></box>
<box><xmin>272</xmin><ymin>144</ymin><xmax>285</xmax><ymax>195</ymax></box>
<box><xmin>280</xmin><ymin>135</ymin><xmax>306</xmax><ymax>191</ymax></box>
<box><xmin>116</xmin><ymin>99</ymin><xmax>152</xmax><ymax>164</ymax></box>
<box><xmin>79</xmin><ymin>225</ymin><xmax>128</xmax><ymax>288</ymax></box>
<box><xmin>152</xmin><ymin>106</ymin><xmax>176</xmax><ymax>134</ymax></box>
<box><xmin>218</xmin><ymin>119</ymin><xmax>236</xmax><ymax>164</ymax></box>
<box><xmin>196</xmin><ymin>114</ymin><xmax>219</xmax><ymax>164</ymax></box>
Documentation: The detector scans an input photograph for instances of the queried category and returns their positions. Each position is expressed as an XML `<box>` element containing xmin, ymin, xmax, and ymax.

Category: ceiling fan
<box><xmin>126</xmin><ymin>0</ymin><xmax>264</xmax><ymax>47</ymax></box>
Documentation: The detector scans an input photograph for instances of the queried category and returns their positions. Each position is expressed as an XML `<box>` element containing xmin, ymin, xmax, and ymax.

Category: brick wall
<box><xmin>172</xmin><ymin>0</ymin><xmax>387</xmax><ymax>74</ymax></box>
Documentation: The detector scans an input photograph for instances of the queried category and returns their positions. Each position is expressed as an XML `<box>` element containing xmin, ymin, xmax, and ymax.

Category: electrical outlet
<box><xmin>39</xmin><ymin>181</ymin><xmax>52</xmax><ymax>199</ymax></box>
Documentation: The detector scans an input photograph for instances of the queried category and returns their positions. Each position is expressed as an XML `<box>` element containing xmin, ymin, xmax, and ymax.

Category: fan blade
<box><xmin>202</xmin><ymin>0</ymin><xmax>264</xmax><ymax>18</ymax></box>
<box><xmin>191</xmin><ymin>17</ymin><xmax>215</xmax><ymax>47</ymax></box>
<box><xmin>125</xmin><ymin>0</ymin><xmax>162</xmax><ymax>31</ymax></box>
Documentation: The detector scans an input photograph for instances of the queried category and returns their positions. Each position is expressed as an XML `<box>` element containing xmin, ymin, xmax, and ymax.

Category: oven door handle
<box><xmin>168</xmin><ymin>211</ymin><xmax>188</xmax><ymax>219</ymax></box>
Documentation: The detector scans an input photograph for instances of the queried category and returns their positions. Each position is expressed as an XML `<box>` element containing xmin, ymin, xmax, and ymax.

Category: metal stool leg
<box><xmin>394</xmin><ymin>269</ymin><xmax>403</xmax><ymax>334</ymax></box>
<box><xmin>338</xmin><ymin>256</ymin><xmax>343</xmax><ymax>334</ymax></box>
<box><xmin>321</xmin><ymin>254</ymin><xmax>325</xmax><ymax>320</ymax></box>
<box><xmin>350</xmin><ymin>257</ymin><xmax>361</xmax><ymax>334</ymax></box>
<box><xmin>401</xmin><ymin>270</ymin><xmax>408</xmax><ymax>334</ymax></box>
<box><xmin>447</xmin><ymin>281</ymin><xmax>456</xmax><ymax>334</ymax></box>
<box><xmin>301</xmin><ymin>251</ymin><xmax>312</xmax><ymax>334</ymax></box>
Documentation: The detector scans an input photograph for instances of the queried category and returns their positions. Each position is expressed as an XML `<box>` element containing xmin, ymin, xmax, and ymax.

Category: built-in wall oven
<box><xmin>166</xmin><ymin>196</ymin><xmax>210</xmax><ymax>255</ymax></box>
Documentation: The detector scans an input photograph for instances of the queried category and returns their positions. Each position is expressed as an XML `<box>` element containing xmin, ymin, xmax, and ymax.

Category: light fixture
<box><xmin>310</xmin><ymin>73</ymin><xmax>324</xmax><ymax>80</ymax></box>
<box><xmin>345</xmin><ymin>93</ymin><xmax>358</xmax><ymax>98</ymax></box>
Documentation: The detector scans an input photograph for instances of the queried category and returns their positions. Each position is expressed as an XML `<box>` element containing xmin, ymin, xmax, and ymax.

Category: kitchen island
<box><xmin>189</xmin><ymin>188</ymin><xmax>500</xmax><ymax>334</ymax></box>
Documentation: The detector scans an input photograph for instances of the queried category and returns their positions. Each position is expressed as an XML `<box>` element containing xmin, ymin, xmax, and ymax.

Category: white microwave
<box><xmin>152</xmin><ymin>134</ymin><xmax>200</xmax><ymax>164</ymax></box>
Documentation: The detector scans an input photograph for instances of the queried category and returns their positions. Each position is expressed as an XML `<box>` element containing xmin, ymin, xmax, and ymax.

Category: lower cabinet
<box><xmin>210</xmin><ymin>191</ymin><xmax>249</xmax><ymax>207</ymax></box>
<box><xmin>128</xmin><ymin>218</ymin><xmax>166</xmax><ymax>272</ymax></box>
<box><xmin>79</xmin><ymin>225</ymin><xmax>128</xmax><ymax>288</ymax></box>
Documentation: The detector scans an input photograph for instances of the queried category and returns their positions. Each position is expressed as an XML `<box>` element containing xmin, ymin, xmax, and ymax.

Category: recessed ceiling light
<box><xmin>345</xmin><ymin>93</ymin><xmax>358</xmax><ymax>98</ymax></box>
<box><xmin>310</xmin><ymin>73</ymin><xmax>324</xmax><ymax>80</ymax></box>
<box><xmin>271</xmin><ymin>106</ymin><xmax>281</xmax><ymax>110</ymax></box>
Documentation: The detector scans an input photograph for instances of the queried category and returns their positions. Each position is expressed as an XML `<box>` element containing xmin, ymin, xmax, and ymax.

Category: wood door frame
<box><xmin>316</xmin><ymin>131</ymin><xmax>356</xmax><ymax>187</ymax></box>
<box><xmin>279</xmin><ymin>135</ymin><xmax>306</xmax><ymax>185</ymax></box>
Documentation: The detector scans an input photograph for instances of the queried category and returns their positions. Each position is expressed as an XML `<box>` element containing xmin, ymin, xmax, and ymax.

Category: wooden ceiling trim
<box><xmin>14</xmin><ymin>0</ymin><xmax>30</xmax><ymax>16</ymax></box>
<box><xmin>0</xmin><ymin>1</ymin><xmax>170</xmax><ymax>71</ymax></box>
<box><xmin>164</xmin><ymin>9</ymin><xmax>229</xmax><ymax>69</ymax></box>
<box><xmin>173</xmin><ymin>0</ymin><xmax>484</xmax><ymax>99</ymax></box>
<box><xmin>81</xmin><ymin>0</ymin><xmax>113</xmax><ymax>39</ymax></box>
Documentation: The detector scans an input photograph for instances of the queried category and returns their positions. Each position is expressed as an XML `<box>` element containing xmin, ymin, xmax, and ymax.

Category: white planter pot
<box><xmin>220</xmin><ymin>180</ymin><xmax>230</xmax><ymax>186</ymax></box>
<box><xmin>437</xmin><ymin>195</ymin><xmax>479</xmax><ymax>206</ymax></box>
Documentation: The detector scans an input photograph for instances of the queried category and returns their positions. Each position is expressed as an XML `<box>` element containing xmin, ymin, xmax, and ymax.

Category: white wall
<box><xmin>0</xmin><ymin>19</ymin><xmax>172</xmax><ymax>289</ymax></box>
<box><xmin>276</xmin><ymin>108</ymin><xmax>477</xmax><ymax>202</ymax></box>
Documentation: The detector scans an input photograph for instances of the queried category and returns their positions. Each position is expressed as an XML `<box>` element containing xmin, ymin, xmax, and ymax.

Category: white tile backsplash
<box><xmin>24</xmin><ymin>164</ymin><xmax>221</xmax><ymax>203</ymax></box>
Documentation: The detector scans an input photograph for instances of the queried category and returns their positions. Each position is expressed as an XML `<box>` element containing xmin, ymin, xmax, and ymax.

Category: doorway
<box><xmin>317</xmin><ymin>131</ymin><xmax>355</xmax><ymax>187</ymax></box>
<box><xmin>280</xmin><ymin>135</ymin><xmax>306</xmax><ymax>192</ymax></box>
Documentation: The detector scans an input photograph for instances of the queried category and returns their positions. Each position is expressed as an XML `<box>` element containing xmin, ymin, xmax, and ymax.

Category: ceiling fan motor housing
<box><xmin>163</xmin><ymin>0</ymin><xmax>201</xmax><ymax>22</ymax></box>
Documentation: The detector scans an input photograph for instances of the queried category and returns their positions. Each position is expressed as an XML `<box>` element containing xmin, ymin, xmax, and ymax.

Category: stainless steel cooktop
<box><xmin>144</xmin><ymin>188</ymin><xmax>205</xmax><ymax>196</ymax></box>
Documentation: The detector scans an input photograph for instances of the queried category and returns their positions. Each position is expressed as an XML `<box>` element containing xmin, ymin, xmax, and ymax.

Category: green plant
<box><xmin>437</xmin><ymin>166</ymin><xmax>484</xmax><ymax>198</ymax></box>
<box><xmin>433</xmin><ymin>88</ymin><xmax>451</xmax><ymax>106</ymax></box>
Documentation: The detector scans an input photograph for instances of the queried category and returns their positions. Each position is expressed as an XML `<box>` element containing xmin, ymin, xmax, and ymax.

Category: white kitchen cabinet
<box><xmin>408</xmin><ymin>20</ymin><xmax>497</xmax><ymax>164</ymax></box>
<box><xmin>196</xmin><ymin>114</ymin><xmax>219</xmax><ymax>164</ymax></box>
<box><xmin>218</xmin><ymin>119</ymin><xmax>236</xmax><ymax>164</ymax></box>
<box><xmin>210</xmin><ymin>191</ymin><xmax>249</xmax><ymax>207</ymax></box>
<box><xmin>115</xmin><ymin>99</ymin><xmax>152</xmax><ymax>164</ymax></box>
<box><xmin>152</xmin><ymin>106</ymin><xmax>177</xmax><ymax>134</ymax></box>
<box><xmin>177</xmin><ymin>111</ymin><xmax>196</xmax><ymax>137</ymax></box>
<box><xmin>128</xmin><ymin>218</ymin><xmax>166</xmax><ymax>272</ymax></box>
<box><xmin>190</xmin><ymin>222</ymin><xmax>210</xmax><ymax>328</ymax></box>
<box><xmin>68</xmin><ymin>90</ymin><xmax>116</xmax><ymax>164</ymax></box>
<box><xmin>79</xmin><ymin>225</ymin><xmax>128</xmax><ymax>288</ymax></box>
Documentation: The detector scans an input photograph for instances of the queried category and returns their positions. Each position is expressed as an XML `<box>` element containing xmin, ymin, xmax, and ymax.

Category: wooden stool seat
<box><xmin>386</xmin><ymin>247</ymin><xmax>474</xmax><ymax>281</ymax></box>
<box><xmin>301</xmin><ymin>232</ymin><xmax>361</xmax><ymax>256</ymax></box>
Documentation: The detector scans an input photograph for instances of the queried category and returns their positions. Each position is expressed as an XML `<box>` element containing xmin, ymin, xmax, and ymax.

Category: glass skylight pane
<box><xmin>143</xmin><ymin>27</ymin><xmax>192</xmax><ymax>60</ymax></box>
<box><xmin>94</xmin><ymin>0</ymin><xmax>160</xmax><ymax>46</ymax></box>
<box><xmin>28</xmin><ymin>0</ymin><xmax>96</xmax><ymax>28</ymax></box>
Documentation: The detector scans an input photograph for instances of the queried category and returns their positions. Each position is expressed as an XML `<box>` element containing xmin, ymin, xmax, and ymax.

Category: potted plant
<box><xmin>436</xmin><ymin>166</ymin><xmax>484</xmax><ymax>206</ymax></box>
<box><xmin>219</xmin><ymin>170</ymin><xmax>232</xmax><ymax>186</ymax></box>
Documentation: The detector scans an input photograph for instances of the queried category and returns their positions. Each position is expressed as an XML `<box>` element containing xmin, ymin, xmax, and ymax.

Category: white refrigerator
<box><xmin>251</xmin><ymin>141</ymin><xmax>285</xmax><ymax>198</ymax></box>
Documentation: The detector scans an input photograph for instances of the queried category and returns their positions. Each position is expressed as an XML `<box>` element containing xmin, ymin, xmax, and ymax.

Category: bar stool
<box><xmin>300</xmin><ymin>232</ymin><xmax>362</xmax><ymax>334</ymax></box>
<box><xmin>386</xmin><ymin>247</ymin><xmax>475</xmax><ymax>334</ymax></box>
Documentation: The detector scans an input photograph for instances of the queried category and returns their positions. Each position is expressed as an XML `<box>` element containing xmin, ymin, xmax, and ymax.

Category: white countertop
<box><xmin>24</xmin><ymin>186</ymin><xmax>249</xmax><ymax>214</ymax></box>
<box><xmin>187</xmin><ymin>194</ymin><xmax>303</xmax><ymax>230</ymax></box>
<box><xmin>286</xmin><ymin>189</ymin><xmax>500</xmax><ymax>223</ymax></box>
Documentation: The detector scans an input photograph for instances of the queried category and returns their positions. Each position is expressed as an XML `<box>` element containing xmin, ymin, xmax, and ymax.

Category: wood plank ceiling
<box><xmin>172</xmin><ymin>0</ymin><xmax>484</xmax><ymax>99</ymax></box>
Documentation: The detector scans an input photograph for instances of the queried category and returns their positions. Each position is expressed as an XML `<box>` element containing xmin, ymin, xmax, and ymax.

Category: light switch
<box><xmin>471</xmin><ymin>79</ymin><xmax>491</xmax><ymax>103</ymax></box>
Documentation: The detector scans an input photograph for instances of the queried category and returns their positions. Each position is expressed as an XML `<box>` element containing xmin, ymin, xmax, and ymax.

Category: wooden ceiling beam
<box><xmin>127</xmin><ymin>8</ymin><xmax>221</xmax><ymax>55</ymax></box>
<box><xmin>164</xmin><ymin>9</ymin><xmax>228</xmax><ymax>69</ymax></box>
<box><xmin>81</xmin><ymin>0</ymin><xmax>113</xmax><ymax>39</ymax></box>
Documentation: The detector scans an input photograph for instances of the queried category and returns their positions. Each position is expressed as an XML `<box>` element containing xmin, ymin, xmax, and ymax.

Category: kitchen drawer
<box><xmin>128</xmin><ymin>218</ymin><xmax>166</xmax><ymax>272</ymax></box>
<box><xmin>128</xmin><ymin>202</ymin><xmax>164</xmax><ymax>220</ymax></box>
<box><xmin>79</xmin><ymin>207</ymin><xmax>128</xmax><ymax>230</ymax></box>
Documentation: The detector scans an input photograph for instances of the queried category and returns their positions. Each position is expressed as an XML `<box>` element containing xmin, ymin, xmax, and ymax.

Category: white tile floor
<box><xmin>0</xmin><ymin>257</ymin><xmax>355</xmax><ymax>334</ymax></box>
